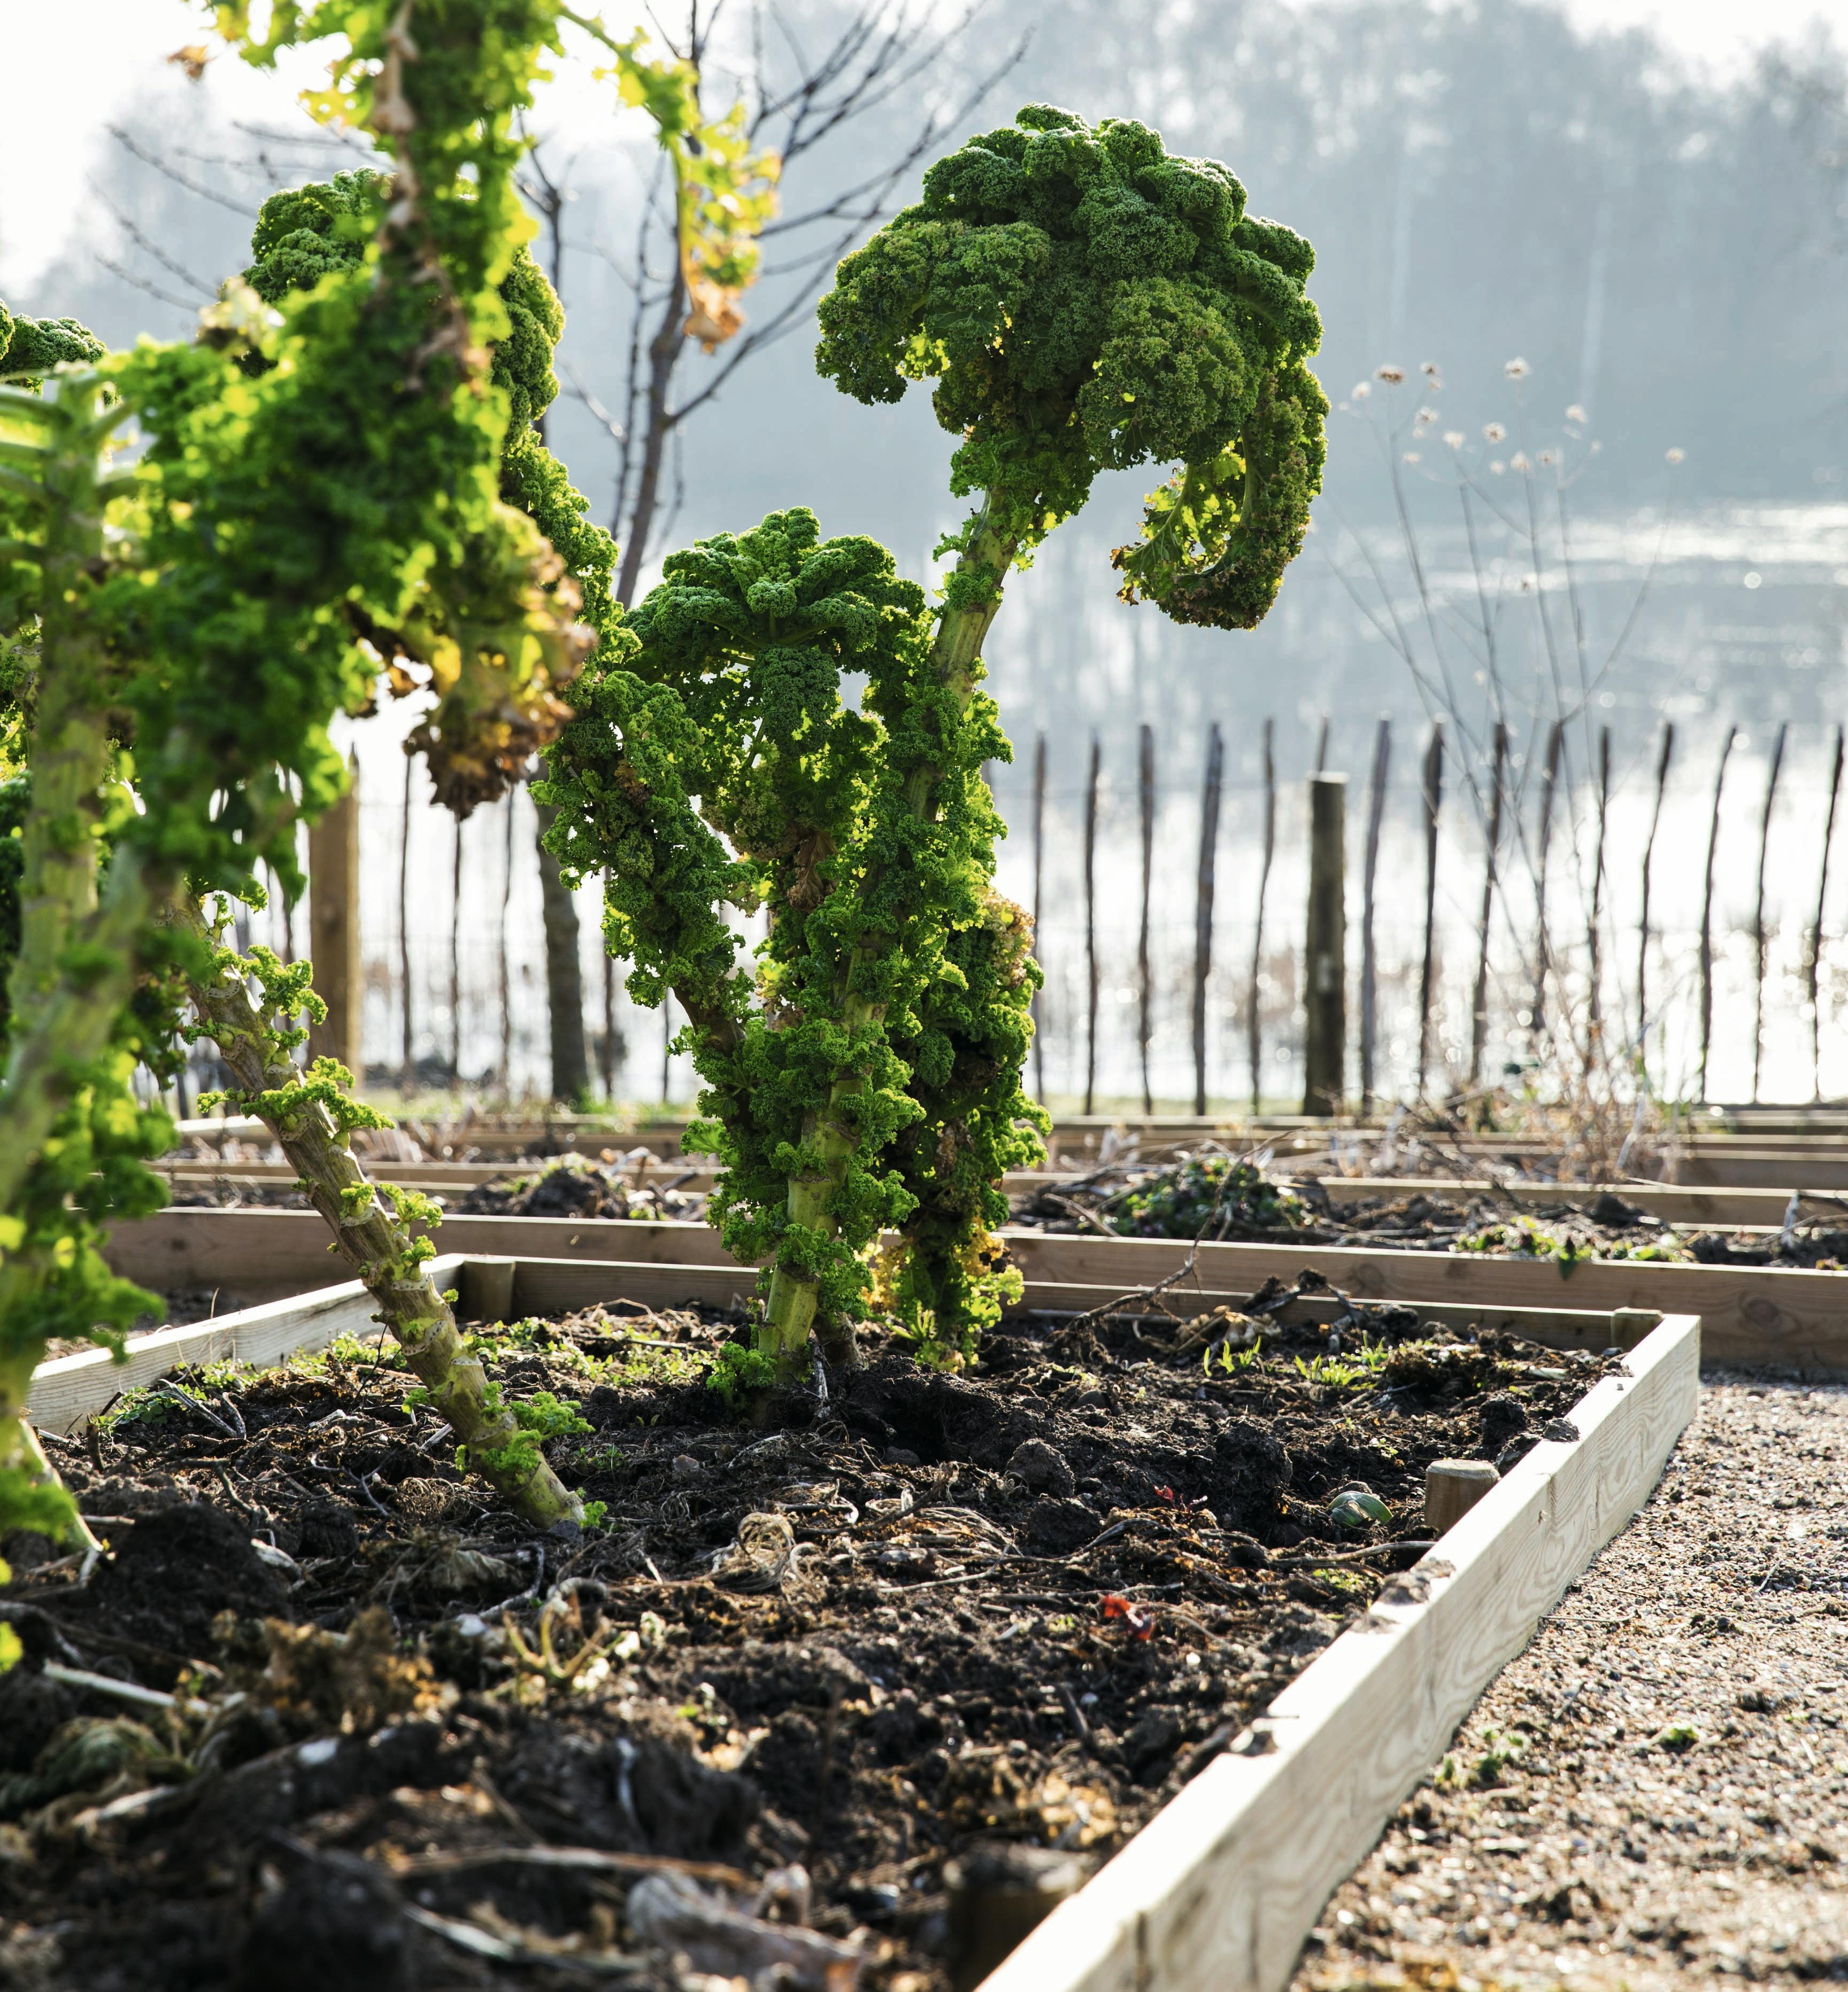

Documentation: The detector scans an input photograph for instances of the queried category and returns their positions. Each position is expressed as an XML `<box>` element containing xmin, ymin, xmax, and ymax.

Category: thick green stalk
<box><xmin>187</xmin><ymin>937</ymin><xmax>582</xmax><ymax>1529</ymax></box>
<box><xmin>0</xmin><ymin>376</ymin><xmax>150</xmax><ymax>1539</ymax></box>
<box><xmin>758</xmin><ymin>505</ymin><xmax>1017</xmax><ymax>1368</ymax></box>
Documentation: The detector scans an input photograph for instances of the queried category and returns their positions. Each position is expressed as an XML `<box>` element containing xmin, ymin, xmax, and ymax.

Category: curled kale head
<box><xmin>815</xmin><ymin>103</ymin><xmax>1326</xmax><ymax>629</ymax></box>
<box><xmin>246</xmin><ymin>169</ymin><xmax>561</xmax><ymax>433</ymax></box>
<box><xmin>0</xmin><ymin>303</ymin><xmax>104</xmax><ymax>389</ymax></box>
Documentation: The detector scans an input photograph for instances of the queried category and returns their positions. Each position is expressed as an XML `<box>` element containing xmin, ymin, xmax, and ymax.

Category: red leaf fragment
<box><xmin>1100</xmin><ymin>1593</ymin><xmax>1156</xmax><ymax>1639</ymax></box>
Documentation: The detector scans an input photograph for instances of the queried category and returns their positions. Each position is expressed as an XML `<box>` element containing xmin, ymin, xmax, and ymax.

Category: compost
<box><xmin>2</xmin><ymin>1296</ymin><xmax>1616</xmax><ymax>1991</ymax></box>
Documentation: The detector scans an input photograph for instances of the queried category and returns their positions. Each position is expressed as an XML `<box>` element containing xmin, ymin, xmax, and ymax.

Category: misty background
<box><xmin>7</xmin><ymin>0</ymin><xmax>1847</xmax><ymax>1108</ymax></box>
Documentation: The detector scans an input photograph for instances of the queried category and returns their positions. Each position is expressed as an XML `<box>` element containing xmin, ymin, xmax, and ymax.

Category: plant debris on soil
<box><xmin>1008</xmin><ymin>1157</ymin><xmax>1848</xmax><ymax>1270</ymax></box>
<box><xmin>453</xmin><ymin>1154</ymin><xmax>708</xmax><ymax>1224</ymax></box>
<box><xmin>0</xmin><ymin>1284</ymin><xmax>1621</xmax><ymax>1991</ymax></box>
<box><xmin>1295</xmin><ymin>1375</ymin><xmax>1848</xmax><ymax>1991</ymax></box>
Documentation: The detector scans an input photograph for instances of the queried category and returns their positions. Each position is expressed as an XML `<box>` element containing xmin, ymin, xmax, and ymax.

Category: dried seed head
<box><xmin>1483</xmin><ymin>422</ymin><xmax>1506</xmax><ymax>443</ymax></box>
<box><xmin>1375</xmin><ymin>363</ymin><xmax>1405</xmax><ymax>383</ymax></box>
<box><xmin>1505</xmin><ymin>357</ymin><xmax>1529</xmax><ymax>378</ymax></box>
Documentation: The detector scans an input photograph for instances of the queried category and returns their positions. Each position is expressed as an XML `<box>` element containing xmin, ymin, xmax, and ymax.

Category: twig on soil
<box><xmin>1045</xmin><ymin>1194</ymin><xmax>1120</xmax><ymax>1239</ymax></box>
<box><xmin>1058</xmin><ymin>1681</ymin><xmax>1091</xmax><ymax>1744</ymax></box>
<box><xmin>468</xmin><ymin>1767</ymin><xmax>542</xmax><ymax>1844</ymax></box>
<box><xmin>153</xmin><ymin>1379</ymin><xmax>240</xmax><ymax>1440</ymax></box>
<box><xmin>881</xmin><ymin>1518</ymin><xmax>1130</xmax><ymax>1592</ymax></box>
<box><xmin>402</xmin><ymin>1902</ymin><xmax>647</xmax><ymax>1973</ymax></box>
<box><xmin>395</xmin><ymin>1843</ymin><xmax>756</xmax><ymax>1891</ymax></box>
<box><xmin>1271</xmin><ymin>1539</ymin><xmax>1437</xmax><ymax>1568</ymax></box>
<box><xmin>41</xmin><ymin>1659</ymin><xmax>206</xmax><ymax>1717</ymax></box>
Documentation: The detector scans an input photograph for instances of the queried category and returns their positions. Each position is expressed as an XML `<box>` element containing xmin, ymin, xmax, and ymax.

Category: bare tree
<box><xmin>547</xmin><ymin>2</ymin><xmax>1023</xmax><ymax>604</ymax></box>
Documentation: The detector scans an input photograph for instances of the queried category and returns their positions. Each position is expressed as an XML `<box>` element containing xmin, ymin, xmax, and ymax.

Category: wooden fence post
<box><xmin>449</xmin><ymin>815</ymin><xmax>464</xmax><ymax>1082</ymax></box>
<box><xmin>1360</xmin><ymin>719</ymin><xmax>1391</xmax><ymax>1114</ymax></box>
<box><xmin>1808</xmin><ymin>725</ymin><xmax>1844</xmax><ymax>1101</ymax></box>
<box><xmin>1636</xmin><ymin>720</ymin><xmax>1675</xmax><ymax>1066</ymax></box>
<box><xmin>398</xmin><ymin>749</ymin><xmax>415</xmax><ymax>1091</ymax></box>
<box><xmin>1588</xmin><ymin>725</ymin><xmax>1611</xmax><ymax>1036</ymax></box>
<box><xmin>1469</xmin><ymin>722</ymin><xmax>1507</xmax><ymax>1087</ymax></box>
<box><xmin>1193</xmin><ymin>723</ymin><xmax>1224</xmax><ymax>1117</ymax></box>
<box><xmin>1083</xmin><ymin>734</ymin><xmax>1101</xmax><ymax>1115</ymax></box>
<box><xmin>1248</xmin><ymin>718</ymin><xmax>1275</xmax><ymax>1117</ymax></box>
<box><xmin>1752</xmin><ymin>720</ymin><xmax>1789</xmax><ymax>1102</ymax></box>
<box><xmin>498</xmin><ymin>789</ymin><xmax>515</xmax><ymax>1094</ymax></box>
<box><xmin>1031</xmin><ymin>732</ymin><xmax>1046</xmax><ymax>1106</ymax></box>
<box><xmin>1304</xmin><ymin>773</ymin><xmax>1347</xmax><ymax>1118</ymax></box>
<box><xmin>1530</xmin><ymin>719</ymin><xmax>1565</xmax><ymax>1041</ymax></box>
<box><xmin>1699</xmin><ymin>724</ymin><xmax>1739</xmax><ymax>1104</ymax></box>
<box><xmin>1136</xmin><ymin>723</ymin><xmax>1156</xmax><ymax>1116</ymax></box>
<box><xmin>307</xmin><ymin>751</ymin><xmax>362</xmax><ymax>1076</ymax></box>
<box><xmin>1416</xmin><ymin>724</ymin><xmax>1444</xmax><ymax>1098</ymax></box>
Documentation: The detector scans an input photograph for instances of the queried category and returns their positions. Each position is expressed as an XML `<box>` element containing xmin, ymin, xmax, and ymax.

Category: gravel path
<box><xmin>1295</xmin><ymin>1373</ymin><xmax>1848</xmax><ymax>1990</ymax></box>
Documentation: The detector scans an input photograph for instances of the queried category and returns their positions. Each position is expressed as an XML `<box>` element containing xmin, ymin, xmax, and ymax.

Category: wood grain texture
<box><xmin>995</xmin><ymin>1234</ymin><xmax>1845</xmax><ymax>1370</ymax></box>
<box><xmin>976</xmin><ymin>1312</ymin><xmax>1700</xmax><ymax>1992</ymax></box>
<box><xmin>102</xmin><ymin>1211</ymin><xmax>1848</xmax><ymax>1365</ymax></box>
<box><xmin>25</xmin><ymin>1257</ymin><xmax>464</xmax><ymax>1433</ymax></box>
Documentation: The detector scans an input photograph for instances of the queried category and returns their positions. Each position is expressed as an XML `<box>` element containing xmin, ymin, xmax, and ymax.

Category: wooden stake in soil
<box><xmin>1249</xmin><ymin>717</ymin><xmax>1275</xmax><ymax>1116</ymax></box>
<box><xmin>1360</xmin><ymin>719</ymin><xmax>1391</xmax><ymax>1114</ymax></box>
<box><xmin>1588</xmin><ymin>724</ymin><xmax>1611</xmax><ymax>1034</ymax></box>
<box><xmin>1752</xmin><ymin>721</ymin><xmax>1789</xmax><ymax>1102</ymax></box>
<box><xmin>1469</xmin><ymin>723</ymin><xmax>1507</xmax><ymax>1087</ymax></box>
<box><xmin>306</xmin><ymin>750</ymin><xmax>360</xmax><ymax>1076</ymax></box>
<box><xmin>1137</xmin><ymin>723</ymin><xmax>1156</xmax><ymax>1117</ymax></box>
<box><xmin>1193</xmin><ymin>723</ymin><xmax>1225</xmax><ymax>1117</ymax></box>
<box><xmin>1303</xmin><ymin>773</ymin><xmax>1347</xmax><ymax>1118</ymax></box>
<box><xmin>1424</xmin><ymin>1457</ymin><xmax>1499</xmax><ymax>1534</ymax></box>
<box><xmin>1530</xmin><ymin>719</ymin><xmax>1565</xmax><ymax>1043</ymax></box>
<box><xmin>1807</xmin><ymin>724</ymin><xmax>1844</xmax><ymax>1100</ymax></box>
<box><xmin>1699</xmin><ymin>724</ymin><xmax>1739</xmax><ymax>1104</ymax></box>
<box><xmin>1636</xmin><ymin>720</ymin><xmax>1675</xmax><ymax>1063</ymax></box>
<box><xmin>1416</xmin><ymin>724</ymin><xmax>1444</xmax><ymax>1098</ymax></box>
<box><xmin>660</xmin><ymin>993</ymin><xmax>673</xmax><ymax>1105</ymax></box>
<box><xmin>1083</xmin><ymin>731</ymin><xmax>1102</xmax><ymax>1117</ymax></box>
<box><xmin>398</xmin><ymin>747</ymin><xmax>415</xmax><ymax>1092</ymax></box>
<box><xmin>1031</xmin><ymin>731</ymin><xmax>1047</xmax><ymax>1106</ymax></box>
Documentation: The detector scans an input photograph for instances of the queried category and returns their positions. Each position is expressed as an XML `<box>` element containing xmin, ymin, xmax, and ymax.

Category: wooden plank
<box><xmin>102</xmin><ymin>1208</ymin><xmax>740</xmax><ymax>1300</ymax></box>
<box><xmin>1307</xmin><ymin>1175</ymin><xmax>1807</xmax><ymax>1227</ymax></box>
<box><xmin>993</xmin><ymin>1232</ymin><xmax>1846</xmax><ymax>1369</ymax></box>
<box><xmin>103</xmin><ymin>1208</ymin><xmax>1848</xmax><ymax>1365</ymax></box>
<box><xmin>25</xmin><ymin>1257</ymin><xmax>463</xmax><ymax>1434</ymax></box>
<box><xmin>977</xmin><ymin>1312</ymin><xmax>1700</xmax><ymax>1992</ymax></box>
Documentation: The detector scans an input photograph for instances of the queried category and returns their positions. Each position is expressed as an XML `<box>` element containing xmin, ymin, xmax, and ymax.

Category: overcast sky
<box><xmin>3</xmin><ymin>0</ymin><xmax>1839</xmax><ymax>291</ymax></box>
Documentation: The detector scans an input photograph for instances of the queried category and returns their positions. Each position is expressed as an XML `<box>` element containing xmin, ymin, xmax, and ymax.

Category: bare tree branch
<box><xmin>107</xmin><ymin>125</ymin><xmax>260</xmax><ymax>217</ymax></box>
<box><xmin>87</xmin><ymin>181</ymin><xmax>218</xmax><ymax>299</ymax></box>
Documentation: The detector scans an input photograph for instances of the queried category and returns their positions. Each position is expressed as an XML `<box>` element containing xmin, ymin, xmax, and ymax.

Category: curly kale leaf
<box><xmin>815</xmin><ymin>103</ymin><xmax>1325</xmax><ymax>628</ymax></box>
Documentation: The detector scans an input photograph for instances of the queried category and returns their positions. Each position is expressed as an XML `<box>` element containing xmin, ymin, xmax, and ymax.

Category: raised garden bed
<box><xmin>99</xmin><ymin>1204</ymin><xmax>1848</xmax><ymax>1368</ymax></box>
<box><xmin>7</xmin><ymin>1254</ymin><xmax>1695</xmax><ymax>1992</ymax></box>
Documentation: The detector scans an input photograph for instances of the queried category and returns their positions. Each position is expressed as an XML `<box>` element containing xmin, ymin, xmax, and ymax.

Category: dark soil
<box><xmin>1008</xmin><ymin>1167</ymin><xmax>1848</xmax><ymax>1270</ymax></box>
<box><xmin>453</xmin><ymin>1154</ymin><xmax>707</xmax><ymax>1224</ymax></box>
<box><xmin>2</xmin><ymin>1289</ymin><xmax>1618</xmax><ymax>1991</ymax></box>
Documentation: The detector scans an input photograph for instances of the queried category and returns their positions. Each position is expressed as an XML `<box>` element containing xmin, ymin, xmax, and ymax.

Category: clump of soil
<box><xmin>1</xmin><ymin>1289</ymin><xmax>1616</xmax><ymax>1990</ymax></box>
